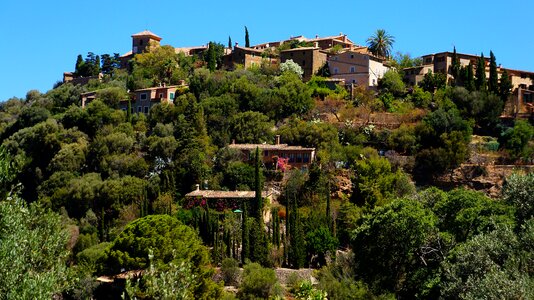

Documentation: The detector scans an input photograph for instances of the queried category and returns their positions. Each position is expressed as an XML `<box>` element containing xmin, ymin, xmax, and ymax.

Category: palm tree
<box><xmin>366</xmin><ymin>29</ymin><xmax>395</xmax><ymax>58</ymax></box>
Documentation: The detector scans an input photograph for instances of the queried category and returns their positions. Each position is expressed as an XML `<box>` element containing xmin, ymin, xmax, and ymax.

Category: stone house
<box><xmin>126</xmin><ymin>83</ymin><xmax>186</xmax><ymax>114</ymax></box>
<box><xmin>225</xmin><ymin>45</ymin><xmax>277</xmax><ymax>70</ymax></box>
<box><xmin>328</xmin><ymin>50</ymin><xmax>391</xmax><ymax>88</ymax></box>
<box><xmin>228</xmin><ymin>135</ymin><xmax>315</xmax><ymax>170</ymax></box>
<box><xmin>280</xmin><ymin>47</ymin><xmax>328</xmax><ymax>81</ymax></box>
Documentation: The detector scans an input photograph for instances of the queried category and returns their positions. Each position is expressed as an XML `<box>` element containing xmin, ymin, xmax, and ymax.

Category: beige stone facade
<box><xmin>328</xmin><ymin>51</ymin><xmax>390</xmax><ymax>88</ymax></box>
<box><xmin>280</xmin><ymin>47</ymin><xmax>327</xmax><ymax>80</ymax></box>
<box><xmin>225</xmin><ymin>45</ymin><xmax>277</xmax><ymax>70</ymax></box>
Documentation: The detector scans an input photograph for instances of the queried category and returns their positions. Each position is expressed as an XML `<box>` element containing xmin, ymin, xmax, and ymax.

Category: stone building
<box><xmin>280</xmin><ymin>47</ymin><xmax>327</xmax><ymax>80</ymax></box>
<box><xmin>228</xmin><ymin>135</ymin><xmax>315</xmax><ymax>170</ymax></box>
<box><xmin>328</xmin><ymin>50</ymin><xmax>390</xmax><ymax>88</ymax></box>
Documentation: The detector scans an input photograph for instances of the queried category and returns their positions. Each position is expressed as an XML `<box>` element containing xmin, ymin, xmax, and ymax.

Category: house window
<box><xmin>263</xmin><ymin>150</ymin><xmax>269</xmax><ymax>157</ymax></box>
<box><xmin>350</xmin><ymin>66</ymin><xmax>355</xmax><ymax>73</ymax></box>
<box><xmin>302</xmin><ymin>60</ymin><xmax>306</xmax><ymax>66</ymax></box>
<box><xmin>288</xmin><ymin>153</ymin><xmax>295</xmax><ymax>163</ymax></box>
<box><xmin>144</xmin><ymin>106</ymin><xmax>149</xmax><ymax>114</ymax></box>
<box><xmin>170</xmin><ymin>92</ymin><xmax>175</xmax><ymax>100</ymax></box>
<box><xmin>524</xmin><ymin>92</ymin><xmax>533</xmax><ymax>103</ymax></box>
<box><xmin>372</xmin><ymin>79</ymin><xmax>376</xmax><ymax>86</ymax></box>
<box><xmin>159</xmin><ymin>93</ymin><xmax>163</xmax><ymax>99</ymax></box>
<box><xmin>425</xmin><ymin>57</ymin><xmax>432</xmax><ymax>64</ymax></box>
<box><xmin>296</xmin><ymin>153</ymin><xmax>302</xmax><ymax>163</ymax></box>
<box><xmin>352</xmin><ymin>79</ymin><xmax>356</xmax><ymax>83</ymax></box>
<box><xmin>303</xmin><ymin>153</ymin><xmax>310</xmax><ymax>163</ymax></box>
<box><xmin>334</xmin><ymin>68</ymin><xmax>338</xmax><ymax>74</ymax></box>
<box><xmin>137</xmin><ymin>106</ymin><xmax>142</xmax><ymax>113</ymax></box>
<box><xmin>521</xmin><ymin>73</ymin><xmax>527</xmax><ymax>79</ymax></box>
<box><xmin>140</xmin><ymin>93</ymin><xmax>147</xmax><ymax>101</ymax></box>
<box><xmin>350</xmin><ymin>54</ymin><xmax>354</xmax><ymax>59</ymax></box>
<box><xmin>290</xmin><ymin>53</ymin><xmax>294</xmax><ymax>57</ymax></box>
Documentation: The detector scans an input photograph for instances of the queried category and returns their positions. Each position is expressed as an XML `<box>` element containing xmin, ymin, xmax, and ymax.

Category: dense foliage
<box><xmin>0</xmin><ymin>38</ymin><xmax>532</xmax><ymax>299</ymax></box>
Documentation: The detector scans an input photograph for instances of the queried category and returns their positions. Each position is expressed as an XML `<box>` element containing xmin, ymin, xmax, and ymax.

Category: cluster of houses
<box><xmin>66</xmin><ymin>30</ymin><xmax>534</xmax><ymax>208</ymax></box>
<box><xmin>404</xmin><ymin>52</ymin><xmax>534</xmax><ymax>119</ymax></box>
<box><xmin>68</xmin><ymin>30</ymin><xmax>534</xmax><ymax>120</ymax></box>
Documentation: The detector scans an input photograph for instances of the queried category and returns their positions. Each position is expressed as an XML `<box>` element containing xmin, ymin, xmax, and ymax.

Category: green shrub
<box><xmin>221</xmin><ymin>258</ymin><xmax>240</xmax><ymax>286</ymax></box>
<box><xmin>237</xmin><ymin>263</ymin><xmax>282</xmax><ymax>300</ymax></box>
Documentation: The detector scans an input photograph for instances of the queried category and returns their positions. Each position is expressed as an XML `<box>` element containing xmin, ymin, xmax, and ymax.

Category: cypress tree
<box><xmin>241</xmin><ymin>202</ymin><xmax>249</xmax><ymax>264</ymax></box>
<box><xmin>245</xmin><ymin>26</ymin><xmax>250</xmax><ymax>47</ymax></box>
<box><xmin>126</xmin><ymin>99</ymin><xmax>132</xmax><ymax>122</ymax></box>
<box><xmin>499</xmin><ymin>68</ymin><xmax>512</xmax><ymax>103</ymax></box>
<box><xmin>249</xmin><ymin>218</ymin><xmax>269</xmax><ymax>266</ymax></box>
<box><xmin>228</xmin><ymin>36</ymin><xmax>232</xmax><ymax>49</ymax></box>
<box><xmin>451</xmin><ymin>46</ymin><xmax>461</xmax><ymax>85</ymax></box>
<box><xmin>95</xmin><ymin>55</ymin><xmax>101</xmax><ymax>75</ymax></box>
<box><xmin>489</xmin><ymin>50</ymin><xmax>499</xmax><ymax>94</ymax></box>
<box><xmin>466</xmin><ymin>63</ymin><xmax>475</xmax><ymax>91</ymax></box>
<box><xmin>475</xmin><ymin>53</ymin><xmax>487</xmax><ymax>91</ymax></box>
<box><xmin>254</xmin><ymin>147</ymin><xmax>263</xmax><ymax>220</ymax></box>
<box><xmin>288</xmin><ymin>195</ymin><xmax>305</xmax><ymax>268</ymax></box>
<box><xmin>207</xmin><ymin>42</ymin><xmax>217</xmax><ymax>72</ymax></box>
<box><xmin>74</xmin><ymin>54</ymin><xmax>84</xmax><ymax>76</ymax></box>
<box><xmin>326</xmin><ymin>180</ymin><xmax>332</xmax><ymax>232</ymax></box>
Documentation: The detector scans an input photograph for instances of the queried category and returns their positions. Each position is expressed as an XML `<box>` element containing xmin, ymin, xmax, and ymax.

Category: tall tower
<box><xmin>131</xmin><ymin>30</ymin><xmax>162</xmax><ymax>54</ymax></box>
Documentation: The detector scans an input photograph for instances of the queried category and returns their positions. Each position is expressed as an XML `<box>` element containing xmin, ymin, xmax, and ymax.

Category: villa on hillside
<box><xmin>228</xmin><ymin>135</ymin><xmax>316</xmax><ymax>170</ymax></box>
<box><xmin>328</xmin><ymin>50</ymin><xmax>391</xmax><ymax>88</ymax></box>
<box><xmin>125</xmin><ymin>82</ymin><xmax>186</xmax><ymax>114</ymax></box>
<box><xmin>184</xmin><ymin>184</ymin><xmax>270</xmax><ymax>211</ymax></box>
<box><xmin>80</xmin><ymin>81</ymin><xmax>187</xmax><ymax>113</ymax></box>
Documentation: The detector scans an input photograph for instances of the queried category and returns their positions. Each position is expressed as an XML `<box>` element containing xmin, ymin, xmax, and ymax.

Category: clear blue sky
<box><xmin>1</xmin><ymin>0</ymin><xmax>533</xmax><ymax>101</ymax></box>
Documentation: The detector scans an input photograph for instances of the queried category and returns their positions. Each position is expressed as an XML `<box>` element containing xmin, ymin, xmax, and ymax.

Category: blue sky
<box><xmin>1</xmin><ymin>0</ymin><xmax>533</xmax><ymax>101</ymax></box>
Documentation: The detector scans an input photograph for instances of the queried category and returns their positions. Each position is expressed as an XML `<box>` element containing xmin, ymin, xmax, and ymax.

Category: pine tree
<box><xmin>228</xmin><ymin>36</ymin><xmax>232</xmax><ymax>49</ymax></box>
<box><xmin>488</xmin><ymin>51</ymin><xmax>499</xmax><ymax>94</ymax></box>
<box><xmin>451</xmin><ymin>47</ymin><xmax>461</xmax><ymax>85</ymax></box>
<box><xmin>245</xmin><ymin>26</ymin><xmax>250</xmax><ymax>47</ymax></box>
<box><xmin>499</xmin><ymin>68</ymin><xmax>513</xmax><ymax>103</ymax></box>
<box><xmin>254</xmin><ymin>147</ymin><xmax>263</xmax><ymax>220</ymax></box>
<box><xmin>475</xmin><ymin>53</ymin><xmax>487</xmax><ymax>91</ymax></box>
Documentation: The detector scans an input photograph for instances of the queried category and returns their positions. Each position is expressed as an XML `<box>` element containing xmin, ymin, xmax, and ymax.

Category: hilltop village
<box><xmin>0</xmin><ymin>29</ymin><xmax>533</xmax><ymax>299</ymax></box>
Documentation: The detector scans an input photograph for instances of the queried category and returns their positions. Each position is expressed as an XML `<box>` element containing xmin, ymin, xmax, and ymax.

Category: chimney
<box><xmin>275</xmin><ymin>135</ymin><xmax>281</xmax><ymax>145</ymax></box>
<box><xmin>315</xmin><ymin>34</ymin><xmax>319</xmax><ymax>39</ymax></box>
<box><xmin>195</xmin><ymin>184</ymin><xmax>200</xmax><ymax>191</ymax></box>
<box><xmin>235</xmin><ymin>42</ymin><xmax>239</xmax><ymax>47</ymax></box>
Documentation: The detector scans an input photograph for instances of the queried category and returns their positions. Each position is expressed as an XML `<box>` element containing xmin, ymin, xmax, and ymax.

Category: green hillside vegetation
<box><xmin>0</xmin><ymin>34</ymin><xmax>533</xmax><ymax>299</ymax></box>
